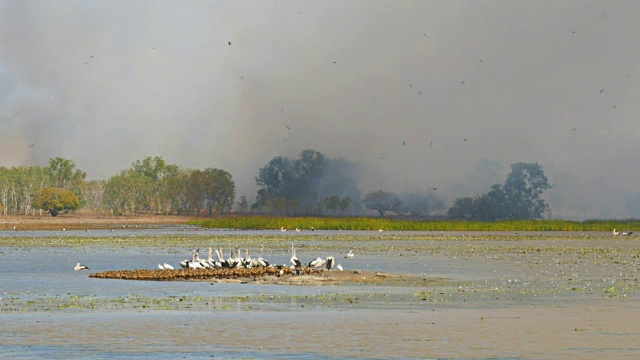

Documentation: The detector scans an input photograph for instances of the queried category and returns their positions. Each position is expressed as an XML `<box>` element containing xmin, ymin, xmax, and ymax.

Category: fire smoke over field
<box><xmin>1</xmin><ymin>1</ymin><xmax>640</xmax><ymax>219</ymax></box>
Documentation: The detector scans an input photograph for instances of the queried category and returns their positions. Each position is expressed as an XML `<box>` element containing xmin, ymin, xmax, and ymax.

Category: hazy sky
<box><xmin>1</xmin><ymin>0</ymin><xmax>639</xmax><ymax>219</ymax></box>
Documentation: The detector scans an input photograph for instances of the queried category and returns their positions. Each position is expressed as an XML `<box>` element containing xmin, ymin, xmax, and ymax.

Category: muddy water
<box><xmin>1</xmin><ymin>231</ymin><xmax>640</xmax><ymax>359</ymax></box>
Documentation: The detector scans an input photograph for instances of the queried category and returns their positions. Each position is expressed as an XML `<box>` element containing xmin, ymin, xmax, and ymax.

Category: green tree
<box><xmin>236</xmin><ymin>195</ymin><xmax>249</xmax><ymax>212</ymax></box>
<box><xmin>503</xmin><ymin>162</ymin><xmax>552</xmax><ymax>219</ymax></box>
<box><xmin>362</xmin><ymin>190</ymin><xmax>401</xmax><ymax>217</ymax></box>
<box><xmin>33</xmin><ymin>187</ymin><xmax>81</xmax><ymax>216</ymax></box>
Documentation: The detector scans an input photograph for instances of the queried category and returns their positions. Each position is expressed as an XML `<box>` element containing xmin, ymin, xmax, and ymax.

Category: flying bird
<box><xmin>571</xmin><ymin>128</ymin><xmax>577</xmax><ymax>131</ymax></box>
<box><xmin>432</xmin><ymin>187</ymin><xmax>438</xmax><ymax>191</ymax></box>
<box><xmin>423</xmin><ymin>33</ymin><xmax>428</xmax><ymax>38</ymax></box>
<box><xmin>333</xmin><ymin>61</ymin><xmax>337</xmax><ymax>64</ymax></box>
<box><xmin>600</xmin><ymin>88</ymin><xmax>604</xmax><ymax>93</ymax></box>
<box><xmin>286</xmin><ymin>125</ymin><xmax>291</xmax><ymax>130</ymax></box>
<box><xmin>461</xmin><ymin>80</ymin><xmax>465</xmax><ymax>85</ymax></box>
<box><xmin>228</xmin><ymin>41</ymin><xmax>232</xmax><ymax>46</ymax></box>
<box><xmin>402</xmin><ymin>140</ymin><xmax>406</xmax><ymax>146</ymax></box>
<box><xmin>29</xmin><ymin>143</ymin><xmax>35</xmax><ymax>148</ymax></box>
<box><xmin>464</xmin><ymin>138</ymin><xmax>468</xmax><ymax>142</ymax></box>
<box><xmin>417</xmin><ymin>90</ymin><xmax>422</xmax><ymax>95</ymax></box>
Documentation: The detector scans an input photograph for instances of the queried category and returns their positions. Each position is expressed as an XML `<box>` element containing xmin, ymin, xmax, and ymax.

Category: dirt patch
<box><xmin>89</xmin><ymin>267</ymin><xmax>428</xmax><ymax>286</ymax></box>
<box><xmin>0</xmin><ymin>214</ymin><xmax>196</xmax><ymax>231</ymax></box>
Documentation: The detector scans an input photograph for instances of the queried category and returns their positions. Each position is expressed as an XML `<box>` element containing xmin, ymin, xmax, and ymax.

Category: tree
<box><xmin>236</xmin><ymin>195</ymin><xmax>249</xmax><ymax>212</ymax></box>
<box><xmin>398</xmin><ymin>191</ymin><xmax>445</xmax><ymax>217</ymax></box>
<box><xmin>503</xmin><ymin>162</ymin><xmax>552</xmax><ymax>219</ymax></box>
<box><xmin>362</xmin><ymin>190</ymin><xmax>401</xmax><ymax>217</ymax></box>
<box><xmin>33</xmin><ymin>187</ymin><xmax>81</xmax><ymax>216</ymax></box>
<box><xmin>447</xmin><ymin>162</ymin><xmax>552</xmax><ymax>220</ymax></box>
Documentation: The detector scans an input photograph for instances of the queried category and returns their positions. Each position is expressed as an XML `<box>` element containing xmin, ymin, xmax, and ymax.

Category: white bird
<box><xmin>226</xmin><ymin>249</ymin><xmax>236</xmax><ymax>268</ymax></box>
<box><xmin>326</xmin><ymin>256</ymin><xmax>335</xmax><ymax>270</ymax></box>
<box><xmin>345</xmin><ymin>249</ymin><xmax>354</xmax><ymax>258</ymax></box>
<box><xmin>378</xmin><ymin>229</ymin><xmax>383</xmax><ymax>232</ymax></box>
<box><xmin>158</xmin><ymin>264</ymin><xmax>165</xmax><ymax>270</ymax></box>
<box><xmin>623</xmin><ymin>231</ymin><xmax>634</xmax><ymax>236</ymax></box>
<box><xmin>243</xmin><ymin>249</ymin><xmax>253</xmax><ymax>268</ymax></box>
<box><xmin>613</xmin><ymin>229</ymin><xmax>619</xmax><ymax>235</ymax></box>
<box><xmin>163</xmin><ymin>263</ymin><xmax>174</xmax><ymax>270</ymax></box>
<box><xmin>290</xmin><ymin>242</ymin><xmax>301</xmax><ymax>268</ymax></box>
<box><xmin>234</xmin><ymin>247</ymin><xmax>244</xmax><ymax>268</ymax></box>
<box><xmin>281</xmin><ymin>226</ymin><xmax>287</xmax><ymax>232</ymax></box>
<box><xmin>309</xmin><ymin>257</ymin><xmax>325</xmax><ymax>269</ymax></box>
<box><xmin>295</xmin><ymin>228</ymin><xmax>301</xmax><ymax>232</ymax></box>
<box><xmin>256</xmin><ymin>244</ymin><xmax>270</xmax><ymax>267</ymax></box>
<box><xmin>74</xmin><ymin>263</ymin><xmax>89</xmax><ymax>271</ymax></box>
<box><xmin>336</xmin><ymin>264</ymin><xmax>343</xmax><ymax>271</ymax></box>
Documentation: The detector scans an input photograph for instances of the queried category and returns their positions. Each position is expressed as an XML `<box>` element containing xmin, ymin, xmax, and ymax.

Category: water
<box><xmin>1</xmin><ymin>230</ymin><xmax>640</xmax><ymax>359</ymax></box>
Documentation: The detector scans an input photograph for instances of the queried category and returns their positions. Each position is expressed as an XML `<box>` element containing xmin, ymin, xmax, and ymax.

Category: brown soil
<box><xmin>89</xmin><ymin>267</ymin><xmax>427</xmax><ymax>286</ymax></box>
<box><xmin>0</xmin><ymin>214</ymin><xmax>197</xmax><ymax>231</ymax></box>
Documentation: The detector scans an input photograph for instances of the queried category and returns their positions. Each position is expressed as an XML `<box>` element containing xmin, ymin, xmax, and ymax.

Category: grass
<box><xmin>192</xmin><ymin>216</ymin><xmax>640</xmax><ymax>232</ymax></box>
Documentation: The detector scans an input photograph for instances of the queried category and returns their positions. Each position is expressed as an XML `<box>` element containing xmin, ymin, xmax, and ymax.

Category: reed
<box><xmin>192</xmin><ymin>216</ymin><xmax>640</xmax><ymax>232</ymax></box>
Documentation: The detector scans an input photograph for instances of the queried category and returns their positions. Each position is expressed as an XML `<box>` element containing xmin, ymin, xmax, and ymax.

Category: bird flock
<box><xmin>156</xmin><ymin>243</ymin><xmax>345</xmax><ymax>276</ymax></box>
<box><xmin>78</xmin><ymin>243</ymin><xmax>355</xmax><ymax>276</ymax></box>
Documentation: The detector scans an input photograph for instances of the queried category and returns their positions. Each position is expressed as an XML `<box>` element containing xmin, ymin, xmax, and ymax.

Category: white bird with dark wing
<box><xmin>345</xmin><ymin>249</ymin><xmax>354</xmax><ymax>258</ymax></box>
<box><xmin>256</xmin><ymin>244</ymin><xmax>270</xmax><ymax>267</ymax></box>
<box><xmin>309</xmin><ymin>257</ymin><xmax>325</xmax><ymax>269</ymax></box>
<box><xmin>74</xmin><ymin>263</ymin><xmax>89</xmax><ymax>271</ymax></box>
<box><xmin>290</xmin><ymin>242</ymin><xmax>301</xmax><ymax>268</ymax></box>
<box><xmin>325</xmin><ymin>256</ymin><xmax>335</xmax><ymax>270</ymax></box>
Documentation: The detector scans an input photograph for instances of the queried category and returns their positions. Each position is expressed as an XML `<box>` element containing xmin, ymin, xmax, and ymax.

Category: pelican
<box><xmin>613</xmin><ymin>229</ymin><xmax>619</xmax><ymax>235</ymax></box>
<box><xmin>74</xmin><ymin>263</ymin><xmax>89</xmax><ymax>271</ymax></box>
<box><xmin>216</xmin><ymin>247</ymin><xmax>228</xmax><ymax>268</ymax></box>
<box><xmin>325</xmin><ymin>256</ymin><xmax>335</xmax><ymax>270</ymax></box>
<box><xmin>234</xmin><ymin>247</ymin><xmax>244</xmax><ymax>268</ymax></box>
<box><xmin>243</xmin><ymin>249</ymin><xmax>253</xmax><ymax>268</ymax></box>
<box><xmin>203</xmin><ymin>247</ymin><xmax>215</xmax><ymax>268</ymax></box>
<box><xmin>163</xmin><ymin>263</ymin><xmax>174</xmax><ymax>270</ymax></box>
<box><xmin>290</xmin><ymin>242</ymin><xmax>301</xmax><ymax>268</ymax></box>
<box><xmin>345</xmin><ymin>249</ymin><xmax>354</xmax><ymax>258</ymax></box>
<box><xmin>309</xmin><ymin>257</ymin><xmax>325</xmax><ymax>269</ymax></box>
<box><xmin>256</xmin><ymin>244</ymin><xmax>270</xmax><ymax>267</ymax></box>
<box><xmin>336</xmin><ymin>264</ymin><xmax>343</xmax><ymax>271</ymax></box>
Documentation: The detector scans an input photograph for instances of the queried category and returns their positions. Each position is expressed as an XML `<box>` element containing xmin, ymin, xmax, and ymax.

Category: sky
<box><xmin>1</xmin><ymin>0</ymin><xmax>639</xmax><ymax>220</ymax></box>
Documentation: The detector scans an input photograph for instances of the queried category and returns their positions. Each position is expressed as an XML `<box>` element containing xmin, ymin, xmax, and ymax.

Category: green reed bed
<box><xmin>192</xmin><ymin>216</ymin><xmax>640</xmax><ymax>232</ymax></box>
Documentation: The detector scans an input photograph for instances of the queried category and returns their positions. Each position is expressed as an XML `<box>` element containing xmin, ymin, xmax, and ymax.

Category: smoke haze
<box><xmin>1</xmin><ymin>0</ymin><xmax>640</xmax><ymax>219</ymax></box>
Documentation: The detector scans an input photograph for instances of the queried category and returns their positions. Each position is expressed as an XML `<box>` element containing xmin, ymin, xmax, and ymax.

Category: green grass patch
<box><xmin>191</xmin><ymin>216</ymin><xmax>640</xmax><ymax>232</ymax></box>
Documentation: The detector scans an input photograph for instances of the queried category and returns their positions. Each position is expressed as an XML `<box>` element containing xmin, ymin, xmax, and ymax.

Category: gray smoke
<box><xmin>1</xmin><ymin>1</ymin><xmax>639</xmax><ymax>219</ymax></box>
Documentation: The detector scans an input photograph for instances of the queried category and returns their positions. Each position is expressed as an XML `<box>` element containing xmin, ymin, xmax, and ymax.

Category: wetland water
<box><xmin>1</xmin><ymin>229</ymin><xmax>639</xmax><ymax>359</ymax></box>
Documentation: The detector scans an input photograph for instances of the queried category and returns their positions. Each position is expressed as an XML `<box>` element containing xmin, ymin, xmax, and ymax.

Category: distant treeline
<box><xmin>0</xmin><ymin>151</ymin><xmax>563</xmax><ymax>221</ymax></box>
<box><xmin>194</xmin><ymin>216</ymin><xmax>640</xmax><ymax>232</ymax></box>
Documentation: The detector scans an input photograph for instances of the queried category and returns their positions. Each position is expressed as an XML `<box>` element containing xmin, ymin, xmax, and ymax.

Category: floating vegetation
<box><xmin>90</xmin><ymin>266</ymin><xmax>321</xmax><ymax>281</ymax></box>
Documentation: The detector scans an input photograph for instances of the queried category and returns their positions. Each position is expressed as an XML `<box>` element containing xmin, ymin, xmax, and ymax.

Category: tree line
<box><xmin>0</xmin><ymin>156</ymin><xmax>234</xmax><ymax>216</ymax></box>
<box><xmin>0</xmin><ymin>151</ymin><xmax>551</xmax><ymax>220</ymax></box>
